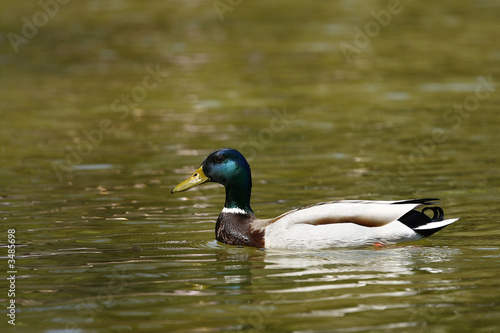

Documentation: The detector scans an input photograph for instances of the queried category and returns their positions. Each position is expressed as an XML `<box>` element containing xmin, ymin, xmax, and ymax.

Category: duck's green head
<box><xmin>171</xmin><ymin>148</ymin><xmax>253</xmax><ymax>212</ymax></box>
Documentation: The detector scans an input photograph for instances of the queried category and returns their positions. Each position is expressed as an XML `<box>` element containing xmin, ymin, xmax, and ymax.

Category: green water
<box><xmin>1</xmin><ymin>0</ymin><xmax>500</xmax><ymax>332</ymax></box>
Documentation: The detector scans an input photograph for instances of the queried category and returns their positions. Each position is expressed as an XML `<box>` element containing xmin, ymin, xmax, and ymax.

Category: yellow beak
<box><xmin>171</xmin><ymin>166</ymin><xmax>210</xmax><ymax>193</ymax></box>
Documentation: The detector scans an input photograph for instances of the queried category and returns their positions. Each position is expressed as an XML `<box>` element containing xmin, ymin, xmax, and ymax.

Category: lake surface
<box><xmin>1</xmin><ymin>0</ymin><xmax>500</xmax><ymax>332</ymax></box>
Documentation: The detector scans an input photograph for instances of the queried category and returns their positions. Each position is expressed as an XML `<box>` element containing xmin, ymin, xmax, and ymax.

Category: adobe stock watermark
<box><xmin>237</xmin><ymin>106</ymin><xmax>294</xmax><ymax>162</ymax></box>
<box><xmin>236</xmin><ymin>291</ymin><xmax>284</xmax><ymax>330</ymax></box>
<box><xmin>381</xmin><ymin>75</ymin><xmax>496</xmax><ymax>190</ymax></box>
<box><xmin>339</xmin><ymin>0</ymin><xmax>408</xmax><ymax>64</ymax></box>
<box><xmin>52</xmin><ymin>64</ymin><xmax>169</xmax><ymax>182</ymax></box>
<box><xmin>212</xmin><ymin>0</ymin><xmax>244</xmax><ymax>21</ymax></box>
<box><xmin>176</xmin><ymin>106</ymin><xmax>294</xmax><ymax>200</ymax></box>
<box><xmin>8</xmin><ymin>0</ymin><xmax>71</xmax><ymax>54</ymax></box>
<box><xmin>408</xmin><ymin>290</ymin><xmax>466</xmax><ymax>333</ymax></box>
<box><xmin>65</xmin><ymin>266</ymin><xmax>128</xmax><ymax>332</ymax></box>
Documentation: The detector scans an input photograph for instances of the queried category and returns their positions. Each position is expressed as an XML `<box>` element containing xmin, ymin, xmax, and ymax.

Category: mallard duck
<box><xmin>171</xmin><ymin>148</ymin><xmax>458</xmax><ymax>249</ymax></box>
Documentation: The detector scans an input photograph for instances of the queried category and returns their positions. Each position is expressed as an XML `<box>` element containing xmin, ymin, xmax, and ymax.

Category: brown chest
<box><xmin>215</xmin><ymin>213</ymin><xmax>265</xmax><ymax>248</ymax></box>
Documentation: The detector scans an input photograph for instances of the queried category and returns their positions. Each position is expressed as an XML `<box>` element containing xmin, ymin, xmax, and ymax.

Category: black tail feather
<box><xmin>393</xmin><ymin>198</ymin><xmax>440</xmax><ymax>205</ymax></box>
<box><xmin>422</xmin><ymin>206</ymin><xmax>444</xmax><ymax>221</ymax></box>
<box><xmin>399</xmin><ymin>205</ymin><xmax>447</xmax><ymax>237</ymax></box>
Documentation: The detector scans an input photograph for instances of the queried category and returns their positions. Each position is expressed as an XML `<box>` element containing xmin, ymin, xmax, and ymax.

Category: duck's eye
<box><xmin>214</xmin><ymin>155</ymin><xmax>224</xmax><ymax>163</ymax></box>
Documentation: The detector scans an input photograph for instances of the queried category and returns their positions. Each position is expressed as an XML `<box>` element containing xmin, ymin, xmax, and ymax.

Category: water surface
<box><xmin>1</xmin><ymin>1</ymin><xmax>500</xmax><ymax>332</ymax></box>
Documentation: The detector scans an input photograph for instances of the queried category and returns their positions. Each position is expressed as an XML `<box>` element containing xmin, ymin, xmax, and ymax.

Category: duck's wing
<box><xmin>258</xmin><ymin>199</ymin><xmax>458</xmax><ymax>249</ymax></box>
<box><xmin>266</xmin><ymin>198</ymin><xmax>441</xmax><ymax>228</ymax></box>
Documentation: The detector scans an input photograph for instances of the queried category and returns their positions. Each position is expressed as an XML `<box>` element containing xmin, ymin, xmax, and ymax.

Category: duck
<box><xmin>171</xmin><ymin>148</ymin><xmax>459</xmax><ymax>249</ymax></box>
